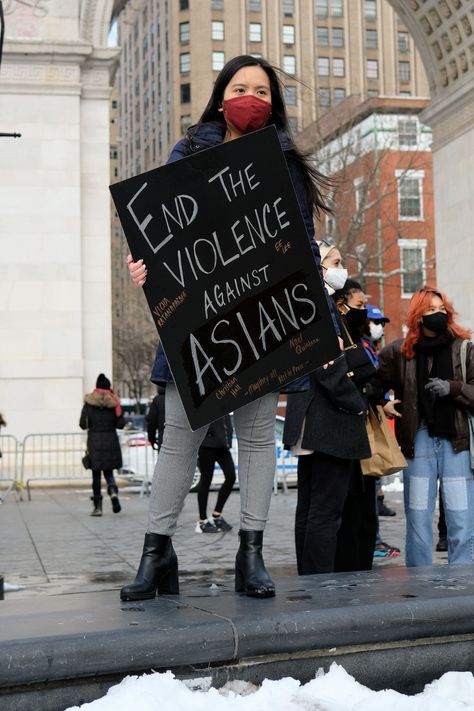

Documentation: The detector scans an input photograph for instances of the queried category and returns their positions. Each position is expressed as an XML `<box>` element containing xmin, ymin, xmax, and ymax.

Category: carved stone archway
<box><xmin>385</xmin><ymin>1</ymin><xmax>474</xmax><ymax>329</ymax></box>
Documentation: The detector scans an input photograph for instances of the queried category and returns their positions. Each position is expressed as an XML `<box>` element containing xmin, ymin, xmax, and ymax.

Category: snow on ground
<box><xmin>65</xmin><ymin>662</ymin><xmax>474</xmax><ymax>711</ymax></box>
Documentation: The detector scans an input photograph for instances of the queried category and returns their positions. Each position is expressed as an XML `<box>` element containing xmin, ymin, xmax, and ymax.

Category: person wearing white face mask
<box><xmin>316</xmin><ymin>240</ymin><xmax>348</xmax><ymax>295</ymax></box>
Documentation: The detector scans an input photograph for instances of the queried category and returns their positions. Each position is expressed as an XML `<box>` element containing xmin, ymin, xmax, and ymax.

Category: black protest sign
<box><xmin>110</xmin><ymin>126</ymin><xmax>339</xmax><ymax>430</ymax></box>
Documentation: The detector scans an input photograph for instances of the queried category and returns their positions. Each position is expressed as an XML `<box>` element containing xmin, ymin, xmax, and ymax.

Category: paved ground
<box><xmin>0</xmin><ymin>480</ymin><xmax>448</xmax><ymax>599</ymax></box>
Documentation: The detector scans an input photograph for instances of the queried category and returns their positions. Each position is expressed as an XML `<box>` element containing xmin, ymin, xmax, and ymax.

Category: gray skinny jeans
<box><xmin>147</xmin><ymin>383</ymin><xmax>278</xmax><ymax>535</ymax></box>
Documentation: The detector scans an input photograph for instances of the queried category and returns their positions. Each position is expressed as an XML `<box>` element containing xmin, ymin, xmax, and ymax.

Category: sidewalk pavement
<box><xmin>0</xmin><ymin>482</ymin><xmax>448</xmax><ymax>599</ymax></box>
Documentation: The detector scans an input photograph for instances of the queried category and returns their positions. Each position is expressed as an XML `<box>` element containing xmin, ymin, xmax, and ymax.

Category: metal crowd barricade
<box><xmin>20</xmin><ymin>432</ymin><xmax>88</xmax><ymax>500</ymax></box>
<box><xmin>119</xmin><ymin>430</ymin><xmax>159</xmax><ymax>496</ymax></box>
<box><xmin>0</xmin><ymin>435</ymin><xmax>21</xmax><ymax>503</ymax></box>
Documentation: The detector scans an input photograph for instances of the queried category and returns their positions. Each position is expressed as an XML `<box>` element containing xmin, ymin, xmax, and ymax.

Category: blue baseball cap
<box><xmin>366</xmin><ymin>304</ymin><xmax>390</xmax><ymax>323</ymax></box>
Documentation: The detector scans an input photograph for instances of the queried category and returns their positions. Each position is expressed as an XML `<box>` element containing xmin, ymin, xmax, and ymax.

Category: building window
<box><xmin>112</xmin><ymin>99</ymin><xmax>118</xmax><ymax>109</ymax></box>
<box><xmin>331</xmin><ymin>0</ymin><xmax>343</xmax><ymax>17</ymax></box>
<box><xmin>180</xmin><ymin>83</ymin><xmax>191</xmax><ymax>103</ymax></box>
<box><xmin>398</xmin><ymin>31</ymin><xmax>409</xmax><ymax>54</ymax></box>
<box><xmin>398</xmin><ymin>118</ymin><xmax>418</xmax><ymax>147</ymax></box>
<box><xmin>399</xmin><ymin>61</ymin><xmax>411</xmax><ymax>83</ymax></box>
<box><xmin>318</xmin><ymin>57</ymin><xmax>330</xmax><ymax>76</ymax></box>
<box><xmin>366</xmin><ymin>28</ymin><xmax>377</xmax><ymax>49</ymax></box>
<box><xmin>326</xmin><ymin>214</ymin><xmax>336</xmax><ymax>235</ymax></box>
<box><xmin>319</xmin><ymin>87</ymin><xmax>330</xmax><ymax>109</ymax></box>
<box><xmin>367</xmin><ymin>59</ymin><xmax>378</xmax><ymax>79</ymax></box>
<box><xmin>212</xmin><ymin>51</ymin><xmax>225</xmax><ymax>71</ymax></box>
<box><xmin>397</xmin><ymin>169</ymin><xmax>424</xmax><ymax>220</ymax></box>
<box><xmin>249</xmin><ymin>0</ymin><xmax>262</xmax><ymax>10</ymax></box>
<box><xmin>398</xmin><ymin>239</ymin><xmax>426</xmax><ymax>296</ymax></box>
<box><xmin>364</xmin><ymin>0</ymin><xmax>377</xmax><ymax>21</ymax></box>
<box><xmin>333</xmin><ymin>57</ymin><xmax>345</xmax><ymax>77</ymax></box>
<box><xmin>316</xmin><ymin>26</ymin><xmax>329</xmax><ymax>46</ymax></box>
<box><xmin>180</xmin><ymin>114</ymin><xmax>192</xmax><ymax>136</ymax></box>
<box><xmin>283</xmin><ymin>24</ymin><xmax>295</xmax><ymax>45</ymax></box>
<box><xmin>332</xmin><ymin>27</ymin><xmax>344</xmax><ymax>47</ymax></box>
<box><xmin>283</xmin><ymin>55</ymin><xmax>296</xmax><ymax>74</ymax></box>
<box><xmin>284</xmin><ymin>85</ymin><xmax>297</xmax><ymax>105</ymax></box>
<box><xmin>211</xmin><ymin>0</ymin><xmax>224</xmax><ymax>9</ymax></box>
<box><xmin>179</xmin><ymin>21</ymin><xmax>190</xmax><ymax>43</ymax></box>
<box><xmin>367</xmin><ymin>89</ymin><xmax>379</xmax><ymax>97</ymax></box>
<box><xmin>212</xmin><ymin>20</ymin><xmax>224</xmax><ymax>40</ymax></box>
<box><xmin>179</xmin><ymin>0</ymin><xmax>189</xmax><ymax>9</ymax></box>
<box><xmin>400</xmin><ymin>90</ymin><xmax>411</xmax><ymax>96</ymax></box>
<box><xmin>249</xmin><ymin>22</ymin><xmax>262</xmax><ymax>42</ymax></box>
<box><xmin>288</xmin><ymin>117</ymin><xmax>298</xmax><ymax>134</ymax></box>
<box><xmin>180</xmin><ymin>52</ymin><xmax>190</xmax><ymax>73</ymax></box>
<box><xmin>334</xmin><ymin>87</ymin><xmax>346</xmax><ymax>103</ymax></box>
<box><xmin>316</xmin><ymin>0</ymin><xmax>328</xmax><ymax>18</ymax></box>
<box><xmin>282</xmin><ymin>0</ymin><xmax>294</xmax><ymax>16</ymax></box>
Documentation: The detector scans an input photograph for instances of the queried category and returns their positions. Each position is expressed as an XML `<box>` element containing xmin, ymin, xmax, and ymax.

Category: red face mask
<box><xmin>222</xmin><ymin>95</ymin><xmax>272</xmax><ymax>134</ymax></box>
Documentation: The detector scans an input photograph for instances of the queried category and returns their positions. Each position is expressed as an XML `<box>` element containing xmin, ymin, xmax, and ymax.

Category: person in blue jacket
<box><xmin>121</xmin><ymin>55</ymin><xmax>332</xmax><ymax>602</ymax></box>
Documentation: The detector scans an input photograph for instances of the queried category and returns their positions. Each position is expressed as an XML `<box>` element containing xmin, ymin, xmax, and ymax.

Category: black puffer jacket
<box><xmin>79</xmin><ymin>391</ymin><xmax>125</xmax><ymax>471</ymax></box>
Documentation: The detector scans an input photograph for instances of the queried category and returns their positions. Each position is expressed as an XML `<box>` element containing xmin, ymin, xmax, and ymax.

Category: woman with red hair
<box><xmin>378</xmin><ymin>286</ymin><xmax>474</xmax><ymax>566</ymax></box>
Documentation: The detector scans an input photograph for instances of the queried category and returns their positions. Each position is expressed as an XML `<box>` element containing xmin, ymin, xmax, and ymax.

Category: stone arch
<box><xmin>80</xmin><ymin>0</ymin><xmax>116</xmax><ymax>46</ymax></box>
<box><xmin>386</xmin><ymin>0</ymin><xmax>474</xmax><ymax>98</ymax></box>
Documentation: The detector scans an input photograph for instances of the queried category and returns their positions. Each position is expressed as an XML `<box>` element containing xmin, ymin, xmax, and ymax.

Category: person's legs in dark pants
<box><xmin>295</xmin><ymin>456</ymin><xmax>313</xmax><ymax>575</ymax></box>
<box><xmin>197</xmin><ymin>448</ymin><xmax>216</xmax><ymax>521</ymax></box>
<box><xmin>358</xmin><ymin>474</ymin><xmax>377</xmax><ymax>570</ymax></box>
<box><xmin>436</xmin><ymin>489</ymin><xmax>448</xmax><ymax>551</ymax></box>
<box><xmin>91</xmin><ymin>470</ymin><xmax>103</xmax><ymax>516</ymax></box>
<box><xmin>211</xmin><ymin>449</ymin><xmax>236</xmax><ymax>531</ymax></box>
<box><xmin>298</xmin><ymin>452</ymin><xmax>354</xmax><ymax>575</ymax></box>
<box><xmin>103</xmin><ymin>470</ymin><xmax>121</xmax><ymax>513</ymax></box>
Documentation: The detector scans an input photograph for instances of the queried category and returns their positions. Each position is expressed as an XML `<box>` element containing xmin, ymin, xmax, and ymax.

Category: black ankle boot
<box><xmin>235</xmin><ymin>530</ymin><xmax>275</xmax><ymax>598</ymax></box>
<box><xmin>107</xmin><ymin>484</ymin><xmax>121</xmax><ymax>513</ymax></box>
<box><xmin>90</xmin><ymin>495</ymin><xmax>102</xmax><ymax>517</ymax></box>
<box><xmin>120</xmin><ymin>533</ymin><xmax>179</xmax><ymax>601</ymax></box>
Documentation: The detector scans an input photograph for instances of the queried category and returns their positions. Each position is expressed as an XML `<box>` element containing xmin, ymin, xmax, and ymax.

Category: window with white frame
<box><xmin>282</xmin><ymin>0</ymin><xmax>294</xmax><ymax>16</ymax></box>
<box><xmin>211</xmin><ymin>0</ymin><xmax>224</xmax><ymax>9</ymax></box>
<box><xmin>179</xmin><ymin>21</ymin><xmax>190</xmax><ymax>42</ymax></box>
<box><xmin>318</xmin><ymin>56</ymin><xmax>330</xmax><ymax>76</ymax></box>
<box><xmin>334</xmin><ymin>87</ymin><xmax>346</xmax><ymax>103</ymax></box>
<box><xmin>367</xmin><ymin>59</ymin><xmax>378</xmax><ymax>79</ymax></box>
<box><xmin>283</xmin><ymin>55</ymin><xmax>296</xmax><ymax>74</ymax></box>
<box><xmin>326</xmin><ymin>213</ymin><xmax>336</xmax><ymax>235</ymax></box>
<box><xmin>316</xmin><ymin>0</ymin><xmax>328</xmax><ymax>18</ymax></box>
<box><xmin>398</xmin><ymin>118</ymin><xmax>418</xmax><ymax>147</ymax></box>
<box><xmin>284</xmin><ymin>85</ymin><xmax>297</xmax><ymax>105</ymax></box>
<box><xmin>249</xmin><ymin>0</ymin><xmax>262</xmax><ymax>10</ymax></box>
<box><xmin>398</xmin><ymin>239</ymin><xmax>426</xmax><ymax>296</ymax></box>
<box><xmin>180</xmin><ymin>52</ymin><xmax>190</xmax><ymax>73</ymax></box>
<box><xmin>212</xmin><ymin>51</ymin><xmax>225</xmax><ymax>71</ymax></box>
<box><xmin>333</xmin><ymin>57</ymin><xmax>345</xmax><ymax>77</ymax></box>
<box><xmin>249</xmin><ymin>22</ymin><xmax>262</xmax><ymax>42</ymax></box>
<box><xmin>396</xmin><ymin>169</ymin><xmax>424</xmax><ymax>220</ymax></box>
<box><xmin>283</xmin><ymin>24</ymin><xmax>295</xmax><ymax>44</ymax></box>
<box><xmin>316</xmin><ymin>26</ymin><xmax>329</xmax><ymax>46</ymax></box>
<box><xmin>212</xmin><ymin>20</ymin><xmax>224</xmax><ymax>40</ymax></box>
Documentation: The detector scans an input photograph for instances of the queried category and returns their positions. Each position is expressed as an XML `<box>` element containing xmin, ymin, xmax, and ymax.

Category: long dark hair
<box><xmin>198</xmin><ymin>55</ymin><xmax>330</xmax><ymax>217</ymax></box>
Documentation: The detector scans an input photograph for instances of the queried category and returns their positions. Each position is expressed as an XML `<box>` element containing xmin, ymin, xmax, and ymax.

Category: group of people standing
<box><xmin>81</xmin><ymin>54</ymin><xmax>473</xmax><ymax>602</ymax></box>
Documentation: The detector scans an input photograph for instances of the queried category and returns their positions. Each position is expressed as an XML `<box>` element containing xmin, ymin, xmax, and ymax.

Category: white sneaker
<box><xmin>195</xmin><ymin>519</ymin><xmax>218</xmax><ymax>533</ymax></box>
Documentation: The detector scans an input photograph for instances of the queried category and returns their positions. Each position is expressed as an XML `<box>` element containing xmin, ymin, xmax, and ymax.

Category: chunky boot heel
<box><xmin>90</xmin><ymin>495</ymin><xmax>102</xmax><ymax>517</ymax></box>
<box><xmin>120</xmin><ymin>533</ymin><xmax>179</xmax><ymax>601</ymax></box>
<box><xmin>235</xmin><ymin>530</ymin><xmax>275</xmax><ymax>598</ymax></box>
<box><xmin>107</xmin><ymin>484</ymin><xmax>121</xmax><ymax>513</ymax></box>
<box><xmin>157</xmin><ymin>566</ymin><xmax>179</xmax><ymax>595</ymax></box>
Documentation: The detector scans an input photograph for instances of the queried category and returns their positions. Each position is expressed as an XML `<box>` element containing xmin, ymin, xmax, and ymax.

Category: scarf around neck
<box><xmin>414</xmin><ymin>331</ymin><xmax>455</xmax><ymax>438</ymax></box>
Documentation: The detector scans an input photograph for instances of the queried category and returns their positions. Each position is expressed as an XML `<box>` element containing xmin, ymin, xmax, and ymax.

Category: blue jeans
<box><xmin>404</xmin><ymin>425</ymin><xmax>474</xmax><ymax>566</ymax></box>
<box><xmin>147</xmin><ymin>384</ymin><xmax>278</xmax><ymax>536</ymax></box>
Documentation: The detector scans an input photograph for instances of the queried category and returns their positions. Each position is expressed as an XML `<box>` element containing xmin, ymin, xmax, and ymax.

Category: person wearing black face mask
<box><xmin>330</xmin><ymin>279</ymin><xmax>383</xmax><ymax>572</ymax></box>
<box><xmin>378</xmin><ymin>286</ymin><xmax>474</xmax><ymax>568</ymax></box>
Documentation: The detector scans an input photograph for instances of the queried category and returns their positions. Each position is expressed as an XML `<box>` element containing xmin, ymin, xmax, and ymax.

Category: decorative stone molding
<box><xmin>80</xmin><ymin>0</ymin><xmax>115</xmax><ymax>46</ymax></box>
<box><xmin>0</xmin><ymin>60</ymin><xmax>81</xmax><ymax>95</ymax></box>
<box><xmin>387</xmin><ymin>0</ymin><xmax>474</xmax><ymax>99</ymax></box>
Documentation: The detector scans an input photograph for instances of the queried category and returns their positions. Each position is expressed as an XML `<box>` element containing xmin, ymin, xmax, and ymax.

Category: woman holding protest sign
<box><xmin>120</xmin><ymin>55</ymin><xmax>332</xmax><ymax>602</ymax></box>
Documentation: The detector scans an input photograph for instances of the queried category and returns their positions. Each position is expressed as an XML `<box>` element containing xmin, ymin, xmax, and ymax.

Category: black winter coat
<box><xmin>283</xmin><ymin>354</ymin><xmax>371</xmax><ymax>461</ymax></box>
<box><xmin>200</xmin><ymin>415</ymin><xmax>233</xmax><ymax>450</ymax></box>
<box><xmin>79</xmin><ymin>391</ymin><xmax>125</xmax><ymax>471</ymax></box>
